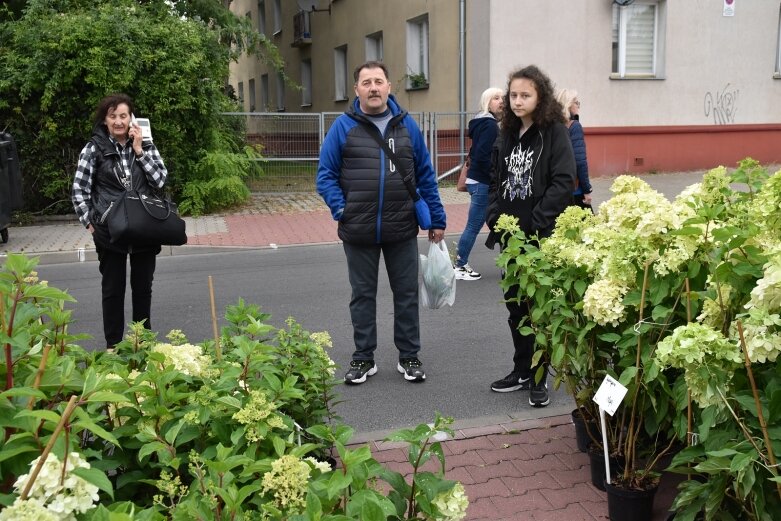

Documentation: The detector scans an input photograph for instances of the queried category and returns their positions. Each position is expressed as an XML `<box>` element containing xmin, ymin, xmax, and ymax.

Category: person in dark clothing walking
<box><xmin>317</xmin><ymin>61</ymin><xmax>446</xmax><ymax>385</ymax></box>
<box><xmin>485</xmin><ymin>66</ymin><xmax>576</xmax><ymax>407</ymax></box>
<box><xmin>453</xmin><ymin>87</ymin><xmax>503</xmax><ymax>281</ymax></box>
<box><xmin>72</xmin><ymin>93</ymin><xmax>168</xmax><ymax>350</ymax></box>
<box><xmin>556</xmin><ymin>88</ymin><xmax>594</xmax><ymax>212</ymax></box>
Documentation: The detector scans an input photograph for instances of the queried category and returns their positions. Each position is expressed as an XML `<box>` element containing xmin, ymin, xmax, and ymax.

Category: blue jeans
<box><xmin>455</xmin><ymin>182</ymin><xmax>489</xmax><ymax>267</ymax></box>
<box><xmin>343</xmin><ymin>237</ymin><xmax>420</xmax><ymax>361</ymax></box>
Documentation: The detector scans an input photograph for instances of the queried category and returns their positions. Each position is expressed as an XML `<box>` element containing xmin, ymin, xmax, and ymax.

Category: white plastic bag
<box><xmin>419</xmin><ymin>241</ymin><xmax>456</xmax><ymax>309</ymax></box>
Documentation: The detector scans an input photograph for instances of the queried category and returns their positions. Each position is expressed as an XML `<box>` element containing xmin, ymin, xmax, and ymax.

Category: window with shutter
<box><xmin>406</xmin><ymin>14</ymin><xmax>430</xmax><ymax>89</ymax></box>
<box><xmin>612</xmin><ymin>1</ymin><xmax>665</xmax><ymax>79</ymax></box>
<box><xmin>776</xmin><ymin>6</ymin><xmax>781</xmax><ymax>76</ymax></box>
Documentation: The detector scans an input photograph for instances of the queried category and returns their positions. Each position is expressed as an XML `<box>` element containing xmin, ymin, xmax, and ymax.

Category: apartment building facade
<box><xmin>230</xmin><ymin>0</ymin><xmax>781</xmax><ymax>176</ymax></box>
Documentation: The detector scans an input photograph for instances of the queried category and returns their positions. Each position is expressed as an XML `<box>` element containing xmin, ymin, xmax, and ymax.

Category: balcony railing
<box><xmin>292</xmin><ymin>11</ymin><xmax>311</xmax><ymax>47</ymax></box>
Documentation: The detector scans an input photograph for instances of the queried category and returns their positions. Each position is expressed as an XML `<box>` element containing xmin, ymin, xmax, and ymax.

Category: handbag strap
<box><xmin>139</xmin><ymin>194</ymin><xmax>173</xmax><ymax>221</ymax></box>
<box><xmin>360</xmin><ymin>123</ymin><xmax>419</xmax><ymax>202</ymax></box>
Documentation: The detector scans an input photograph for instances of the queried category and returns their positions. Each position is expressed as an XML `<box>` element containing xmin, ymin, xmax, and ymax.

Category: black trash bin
<box><xmin>0</xmin><ymin>131</ymin><xmax>23</xmax><ymax>244</ymax></box>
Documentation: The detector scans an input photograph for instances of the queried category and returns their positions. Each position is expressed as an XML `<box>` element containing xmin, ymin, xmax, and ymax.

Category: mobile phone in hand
<box><xmin>131</xmin><ymin>114</ymin><xmax>153</xmax><ymax>141</ymax></box>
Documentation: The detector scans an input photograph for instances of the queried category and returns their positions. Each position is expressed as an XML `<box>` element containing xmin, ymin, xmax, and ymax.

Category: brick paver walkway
<box><xmin>355</xmin><ymin>414</ymin><xmax>679</xmax><ymax>521</ymax></box>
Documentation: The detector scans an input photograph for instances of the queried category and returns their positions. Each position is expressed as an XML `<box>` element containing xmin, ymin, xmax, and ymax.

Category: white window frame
<box><xmin>301</xmin><ymin>60</ymin><xmax>312</xmax><ymax>107</ymax></box>
<box><xmin>775</xmin><ymin>6</ymin><xmax>781</xmax><ymax>78</ymax></box>
<box><xmin>273</xmin><ymin>0</ymin><xmax>282</xmax><ymax>35</ymax></box>
<box><xmin>334</xmin><ymin>45</ymin><xmax>348</xmax><ymax>101</ymax></box>
<box><xmin>248</xmin><ymin>78</ymin><xmax>256</xmax><ymax>112</ymax></box>
<box><xmin>365</xmin><ymin>31</ymin><xmax>383</xmax><ymax>62</ymax></box>
<box><xmin>237</xmin><ymin>81</ymin><xmax>244</xmax><ymax>108</ymax></box>
<box><xmin>611</xmin><ymin>0</ymin><xmax>666</xmax><ymax>79</ymax></box>
<box><xmin>275</xmin><ymin>72</ymin><xmax>285</xmax><ymax>111</ymax></box>
<box><xmin>260</xmin><ymin>74</ymin><xmax>269</xmax><ymax>111</ymax></box>
<box><xmin>258</xmin><ymin>0</ymin><xmax>266</xmax><ymax>35</ymax></box>
<box><xmin>406</xmin><ymin>15</ymin><xmax>429</xmax><ymax>89</ymax></box>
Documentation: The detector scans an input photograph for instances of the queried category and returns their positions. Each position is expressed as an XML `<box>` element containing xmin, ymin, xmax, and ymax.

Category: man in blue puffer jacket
<box><xmin>317</xmin><ymin>60</ymin><xmax>446</xmax><ymax>385</ymax></box>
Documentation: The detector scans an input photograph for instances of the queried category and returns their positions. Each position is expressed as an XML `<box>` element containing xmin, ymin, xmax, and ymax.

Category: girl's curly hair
<box><xmin>501</xmin><ymin>65</ymin><xmax>565</xmax><ymax>139</ymax></box>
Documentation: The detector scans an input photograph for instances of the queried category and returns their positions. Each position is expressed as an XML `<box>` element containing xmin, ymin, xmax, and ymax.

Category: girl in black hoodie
<box><xmin>485</xmin><ymin>65</ymin><xmax>576</xmax><ymax>407</ymax></box>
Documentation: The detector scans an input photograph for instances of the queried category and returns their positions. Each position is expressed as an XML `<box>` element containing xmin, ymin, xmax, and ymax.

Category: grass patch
<box><xmin>247</xmin><ymin>160</ymin><xmax>317</xmax><ymax>192</ymax></box>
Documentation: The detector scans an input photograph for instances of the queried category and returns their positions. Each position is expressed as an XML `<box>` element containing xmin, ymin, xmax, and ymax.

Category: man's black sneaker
<box><xmin>529</xmin><ymin>379</ymin><xmax>550</xmax><ymax>407</ymax></box>
<box><xmin>397</xmin><ymin>358</ymin><xmax>426</xmax><ymax>382</ymax></box>
<box><xmin>344</xmin><ymin>360</ymin><xmax>378</xmax><ymax>384</ymax></box>
<box><xmin>490</xmin><ymin>371</ymin><xmax>530</xmax><ymax>393</ymax></box>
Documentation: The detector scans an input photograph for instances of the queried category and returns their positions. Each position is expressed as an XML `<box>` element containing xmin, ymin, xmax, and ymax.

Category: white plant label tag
<box><xmin>592</xmin><ymin>375</ymin><xmax>628</xmax><ymax>416</ymax></box>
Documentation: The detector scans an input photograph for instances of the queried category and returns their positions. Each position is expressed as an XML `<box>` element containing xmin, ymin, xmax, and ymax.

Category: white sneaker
<box><xmin>454</xmin><ymin>264</ymin><xmax>481</xmax><ymax>280</ymax></box>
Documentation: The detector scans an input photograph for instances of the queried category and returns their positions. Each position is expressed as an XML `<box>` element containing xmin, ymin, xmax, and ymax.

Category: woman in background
<box><xmin>556</xmin><ymin>88</ymin><xmax>593</xmax><ymax>211</ymax></box>
<box><xmin>72</xmin><ymin>93</ymin><xmax>168</xmax><ymax>350</ymax></box>
<box><xmin>453</xmin><ymin>87</ymin><xmax>503</xmax><ymax>281</ymax></box>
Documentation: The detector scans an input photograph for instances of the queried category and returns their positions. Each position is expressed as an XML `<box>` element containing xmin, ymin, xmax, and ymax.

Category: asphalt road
<box><xmin>37</xmin><ymin>237</ymin><xmax>573</xmax><ymax>436</ymax></box>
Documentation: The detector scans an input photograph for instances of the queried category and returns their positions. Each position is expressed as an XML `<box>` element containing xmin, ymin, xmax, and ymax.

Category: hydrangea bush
<box><xmin>0</xmin><ymin>254</ymin><xmax>468</xmax><ymax>520</ymax></box>
<box><xmin>495</xmin><ymin>159</ymin><xmax>781</xmax><ymax>517</ymax></box>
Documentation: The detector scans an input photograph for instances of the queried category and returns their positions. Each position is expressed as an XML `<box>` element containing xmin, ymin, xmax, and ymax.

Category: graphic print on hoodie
<box><xmin>502</xmin><ymin>141</ymin><xmax>534</xmax><ymax>202</ymax></box>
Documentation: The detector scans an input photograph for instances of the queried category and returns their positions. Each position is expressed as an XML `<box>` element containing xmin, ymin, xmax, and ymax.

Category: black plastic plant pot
<box><xmin>605</xmin><ymin>481</ymin><xmax>658</xmax><ymax>521</ymax></box>
<box><xmin>571</xmin><ymin>407</ymin><xmax>597</xmax><ymax>453</ymax></box>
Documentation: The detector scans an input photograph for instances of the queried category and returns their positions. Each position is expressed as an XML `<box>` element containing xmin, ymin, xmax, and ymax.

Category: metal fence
<box><xmin>224</xmin><ymin>111</ymin><xmax>475</xmax><ymax>192</ymax></box>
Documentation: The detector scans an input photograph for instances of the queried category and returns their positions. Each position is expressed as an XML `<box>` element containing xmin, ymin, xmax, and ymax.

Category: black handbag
<box><xmin>107</xmin><ymin>190</ymin><xmax>187</xmax><ymax>246</ymax></box>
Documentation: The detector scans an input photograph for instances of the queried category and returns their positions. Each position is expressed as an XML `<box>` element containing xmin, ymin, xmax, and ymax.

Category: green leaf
<box><xmin>346</xmin><ymin>490</ymin><xmax>395</xmax><ymax>520</ymax></box>
<box><xmin>21</xmin><ymin>285</ymin><xmax>75</xmax><ymax>301</ymax></box>
<box><xmin>0</xmin><ymin>445</ymin><xmax>39</xmax><ymax>463</ymax></box>
<box><xmin>324</xmin><ymin>470</ymin><xmax>353</xmax><ymax>499</ymax></box>
<box><xmin>86</xmin><ymin>392</ymin><xmax>129</xmax><ymax>403</ymax></box>
<box><xmin>72</xmin><ymin>466</ymin><xmax>114</xmax><ymax>500</ymax></box>
<box><xmin>138</xmin><ymin>441</ymin><xmax>168</xmax><ymax>463</ymax></box>
<box><xmin>617</xmin><ymin>366</ymin><xmax>638</xmax><ymax>387</ymax></box>
<box><xmin>597</xmin><ymin>332</ymin><xmax>621</xmax><ymax>343</ymax></box>
<box><xmin>380</xmin><ymin>468</ymin><xmax>410</xmax><ymax>495</ymax></box>
<box><xmin>729</xmin><ymin>451</ymin><xmax>755</xmax><ymax>472</ymax></box>
<box><xmin>71</xmin><ymin>419</ymin><xmax>120</xmax><ymax>447</ymax></box>
<box><xmin>14</xmin><ymin>409</ymin><xmax>62</xmax><ymax>424</ymax></box>
<box><xmin>0</xmin><ymin>388</ymin><xmax>47</xmax><ymax>401</ymax></box>
<box><xmin>163</xmin><ymin>419</ymin><xmax>185</xmax><ymax>446</ymax></box>
<box><xmin>707</xmin><ymin>448</ymin><xmax>739</xmax><ymax>458</ymax></box>
<box><xmin>271</xmin><ymin>435</ymin><xmax>286</xmax><ymax>457</ymax></box>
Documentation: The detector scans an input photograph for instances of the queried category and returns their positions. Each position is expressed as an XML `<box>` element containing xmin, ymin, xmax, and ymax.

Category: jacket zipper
<box><xmin>99</xmin><ymin>201</ymin><xmax>114</xmax><ymax>224</ymax></box>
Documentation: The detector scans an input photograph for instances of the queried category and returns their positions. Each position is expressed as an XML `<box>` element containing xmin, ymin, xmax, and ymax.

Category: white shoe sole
<box><xmin>454</xmin><ymin>271</ymin><xmax>481</xmax><ymax>281</ymax></box>
<box><xmin>344</xmin><ymin>364</ymin><xmax>378</xmax><ymax>384</ymax></box>
<box><xmin>491</xmin><ymin>379</ymin><xmax>530</xmax><ymax>393</ymax></box>
<box><xmin>529</xmin><ymin>384</ymin><xmax>550</xmax><ymax>407</ymax></box>
<box><xmin>397</xmin><ymin>362</ymin><xmax>426</xmax><ymax>382</ymax></box>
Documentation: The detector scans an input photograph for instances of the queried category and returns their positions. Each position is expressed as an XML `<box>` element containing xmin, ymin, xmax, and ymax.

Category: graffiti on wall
<box><xmin>704</xmin><ymin>84</ymin><xmax>739</xmax><ymax>125</ymax></box>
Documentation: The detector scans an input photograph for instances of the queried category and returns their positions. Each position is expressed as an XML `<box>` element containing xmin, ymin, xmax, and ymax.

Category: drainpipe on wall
<box><xmin>459</xmin><ymin>0</ymin><xmax>466</xmax><ymax>163</ymax></box>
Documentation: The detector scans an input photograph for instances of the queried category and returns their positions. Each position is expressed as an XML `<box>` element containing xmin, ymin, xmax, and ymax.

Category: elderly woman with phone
<box><xmin>72</xmin><ymin>93</ymin><xmax>168</xmax><ymax>351</ymax></box>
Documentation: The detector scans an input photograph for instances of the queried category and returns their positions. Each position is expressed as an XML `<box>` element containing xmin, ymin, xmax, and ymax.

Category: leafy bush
<box><xmin>0</xmin><ymin>254</ymin><xmax>468</xmax><ymax>520</ymax></box>
<box><xmin>495</xmin><ymin>159</ymin><xmax>781</xmax><ymax>515</ymax></box>
<box><xmin>0</xmin><ymin>0</ymin><xmax>266</xmax><ymax>216</ymax></box>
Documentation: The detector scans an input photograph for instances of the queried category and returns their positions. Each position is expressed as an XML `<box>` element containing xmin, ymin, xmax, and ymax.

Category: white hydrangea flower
<box><xmin>583</xmin><ymin>279</ymin><xmax>629</xmax><ymax>326</ymax></box>
<box><xmin>309</xmin><ymin>331</ymin><xmax>337</xmax><ymax>377</ymax></box>
<box><xmin>736</xmin><ymin>308</ymin><xmax>781</xmax><ymax>363</ymax></box>
<box><xmin>745</xmin><ymin>256</ymin><xmax>781</xmax><ymax>312</ymax></box>
<box><xmin>429</xmin><ymin>482</ymin><xmax>469</xmax><ymax>521</ymax></box>
<box><xmin>304</xmin><ymin>456</ymin><xmax>332</xmax><ymax>473</ymax></box>
<box><xmin>261</xmin><ymin>454</ymin><xmax>310</xmax><ymax>513</ymax></box>
<box><xmin>12</xmin><ymin>452</ymin><xmax>100</xmax><ymax>520</ymax></box>
<box><xmin>0</xmin><ymin>498</ymin><xmax>59</xmax><ymax>521</ymax></box>
<box><xmin>151</xmin><ymin>342</ymin><xmax>213</xmax><ymax>378</ymax></box>
<box><xmin>655</xmin><ymin>323</ymin><xmax>742</xmax><ymax>408</ymax></box>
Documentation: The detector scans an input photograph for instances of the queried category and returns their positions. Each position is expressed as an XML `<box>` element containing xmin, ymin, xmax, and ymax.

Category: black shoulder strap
<box><xmin>360</xmin><ymin>123</ymin><xmax>419</xmax><ymax>201</ymax></box>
